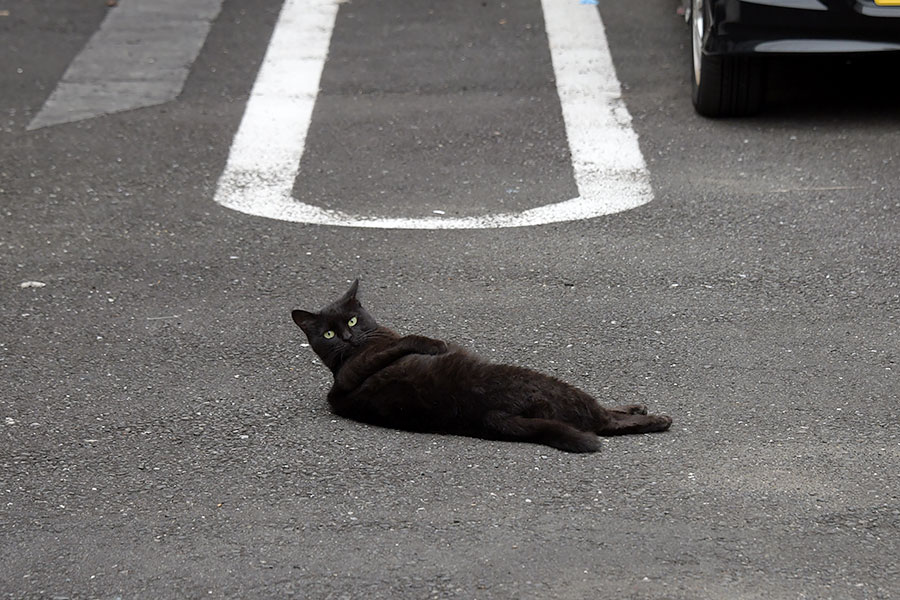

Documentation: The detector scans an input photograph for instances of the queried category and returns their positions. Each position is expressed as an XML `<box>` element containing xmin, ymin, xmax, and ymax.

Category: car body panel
<box><xmin>699</xmin><ymin>0</ymin><xmax>900</xmax><ymax>55</ymax></box>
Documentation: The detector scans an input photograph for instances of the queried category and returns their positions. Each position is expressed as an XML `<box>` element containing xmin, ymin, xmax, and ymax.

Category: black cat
<box><xmin>291</xmin><ymin>280</ymin><xmax>672</xmax><ymax>453</ymax></box>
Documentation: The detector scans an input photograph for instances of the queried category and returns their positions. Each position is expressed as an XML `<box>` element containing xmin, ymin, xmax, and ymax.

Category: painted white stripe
<box><xmin>214</xmin><ymin>0</ymin><xmax>652</xmax><ymax>229</ymax></box>
<box><xmin>28</xmin><ymin>0</ymin><xmax>223</xmax><ymax>130</ymax></box>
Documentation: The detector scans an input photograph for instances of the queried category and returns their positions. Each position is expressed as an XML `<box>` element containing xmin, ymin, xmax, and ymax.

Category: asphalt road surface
<box><xmin>2</xmin><ymin>1</ymin><xmax>898</xmax><ymax>598</ymax></box>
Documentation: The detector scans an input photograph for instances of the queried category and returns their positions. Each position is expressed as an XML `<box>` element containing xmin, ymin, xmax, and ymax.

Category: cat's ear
<box><xmin>338</xmin><ymin>279</ymin><xmax>360</xmax><ymax>306</ymax></box>
<box><xmin>291</xmin><ymin>309</ymin><xmax>317</xmax><ymax>333</ymax></box>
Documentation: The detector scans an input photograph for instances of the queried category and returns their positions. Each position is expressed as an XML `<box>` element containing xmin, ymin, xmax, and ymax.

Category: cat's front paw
<box><xmin>401</xmin><ymin>335</ymin><xmax>448</xmax><ymax>356</ymax></box>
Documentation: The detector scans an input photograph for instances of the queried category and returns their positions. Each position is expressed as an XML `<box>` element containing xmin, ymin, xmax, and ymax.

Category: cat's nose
<box><xmin>340</xmin><ymin>331</ymin><xmax>352</xmax><ymax>342</ymax></box>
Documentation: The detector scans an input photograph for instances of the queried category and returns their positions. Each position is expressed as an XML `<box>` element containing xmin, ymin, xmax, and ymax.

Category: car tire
<box><xmin>691</xmin><ymin>0</ymin><xmax>764</xmax><ymax>117</ymax></box>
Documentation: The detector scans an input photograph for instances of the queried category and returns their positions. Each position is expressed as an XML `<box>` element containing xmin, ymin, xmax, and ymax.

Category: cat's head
<box><xmin>291</xmin><ymin>279</ymin><xmax>378</xmax><ymax>373</ymax></box>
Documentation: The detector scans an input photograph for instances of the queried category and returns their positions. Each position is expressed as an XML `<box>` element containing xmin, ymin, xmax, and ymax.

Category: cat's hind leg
<box><xmin>609</xmin><ymin>404</ymin><xmax>648</xmax><ymax>415</ymax></box>
<box><xmin>483</xmin><ymin>411</ymin><xmax>601</xmax><ymax>453</ymax></box>
<box><xmin>596</xmin><ymin>411</ymin><xmax>672</xmax><ymax>436</ymax></box>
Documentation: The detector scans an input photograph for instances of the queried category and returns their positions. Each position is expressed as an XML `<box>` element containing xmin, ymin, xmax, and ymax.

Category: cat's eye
<box><xmin>323</xmin><ymin>330</ymin><xmax>335</xmax><ymax>339</ymax></box>
<box><xmin>348</xmin><ymin>316</ymin><xmax>358</xmax><ymax>327</ymax></box>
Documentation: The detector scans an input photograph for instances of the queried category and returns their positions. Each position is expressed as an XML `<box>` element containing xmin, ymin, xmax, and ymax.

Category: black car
<box><xmin>687</xmin><ymin>0</ymin><xmax>900</xmax><ymax>116</ymax></box>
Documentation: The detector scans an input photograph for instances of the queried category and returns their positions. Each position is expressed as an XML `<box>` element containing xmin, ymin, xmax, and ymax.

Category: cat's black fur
<box><xmin>292</xmin><ymin>280</ymin><xmax>672</xmax><ymax>453</ymax></box>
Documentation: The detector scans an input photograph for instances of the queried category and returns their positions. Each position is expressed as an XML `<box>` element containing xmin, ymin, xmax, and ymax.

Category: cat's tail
<box><xmin>482</xmin><ymin>411</ymin><xmax>601</xmax><ymax>453</ymax></box>
<box><xmin>597</xmin><ymin>410</ymin><xmax>673</xmax><ymax>436</ymax></box>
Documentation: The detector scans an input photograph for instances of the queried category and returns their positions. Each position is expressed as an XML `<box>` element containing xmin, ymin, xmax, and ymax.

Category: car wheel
<box><xmin>691</xmin><ymin>0</ymin><xmax>764</xmax><ymax>117</ymax></box>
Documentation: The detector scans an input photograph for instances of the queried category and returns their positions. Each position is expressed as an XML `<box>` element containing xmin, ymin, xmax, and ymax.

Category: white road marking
<box><xmin>214</xmin><ymin>0</ymin><xmax>652</xmax><ymax>229</ymax></box>
<box><xmin>28</xmin><ymin>0</ymin><xmax>223</xmax><ymax>130</ymax></box>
